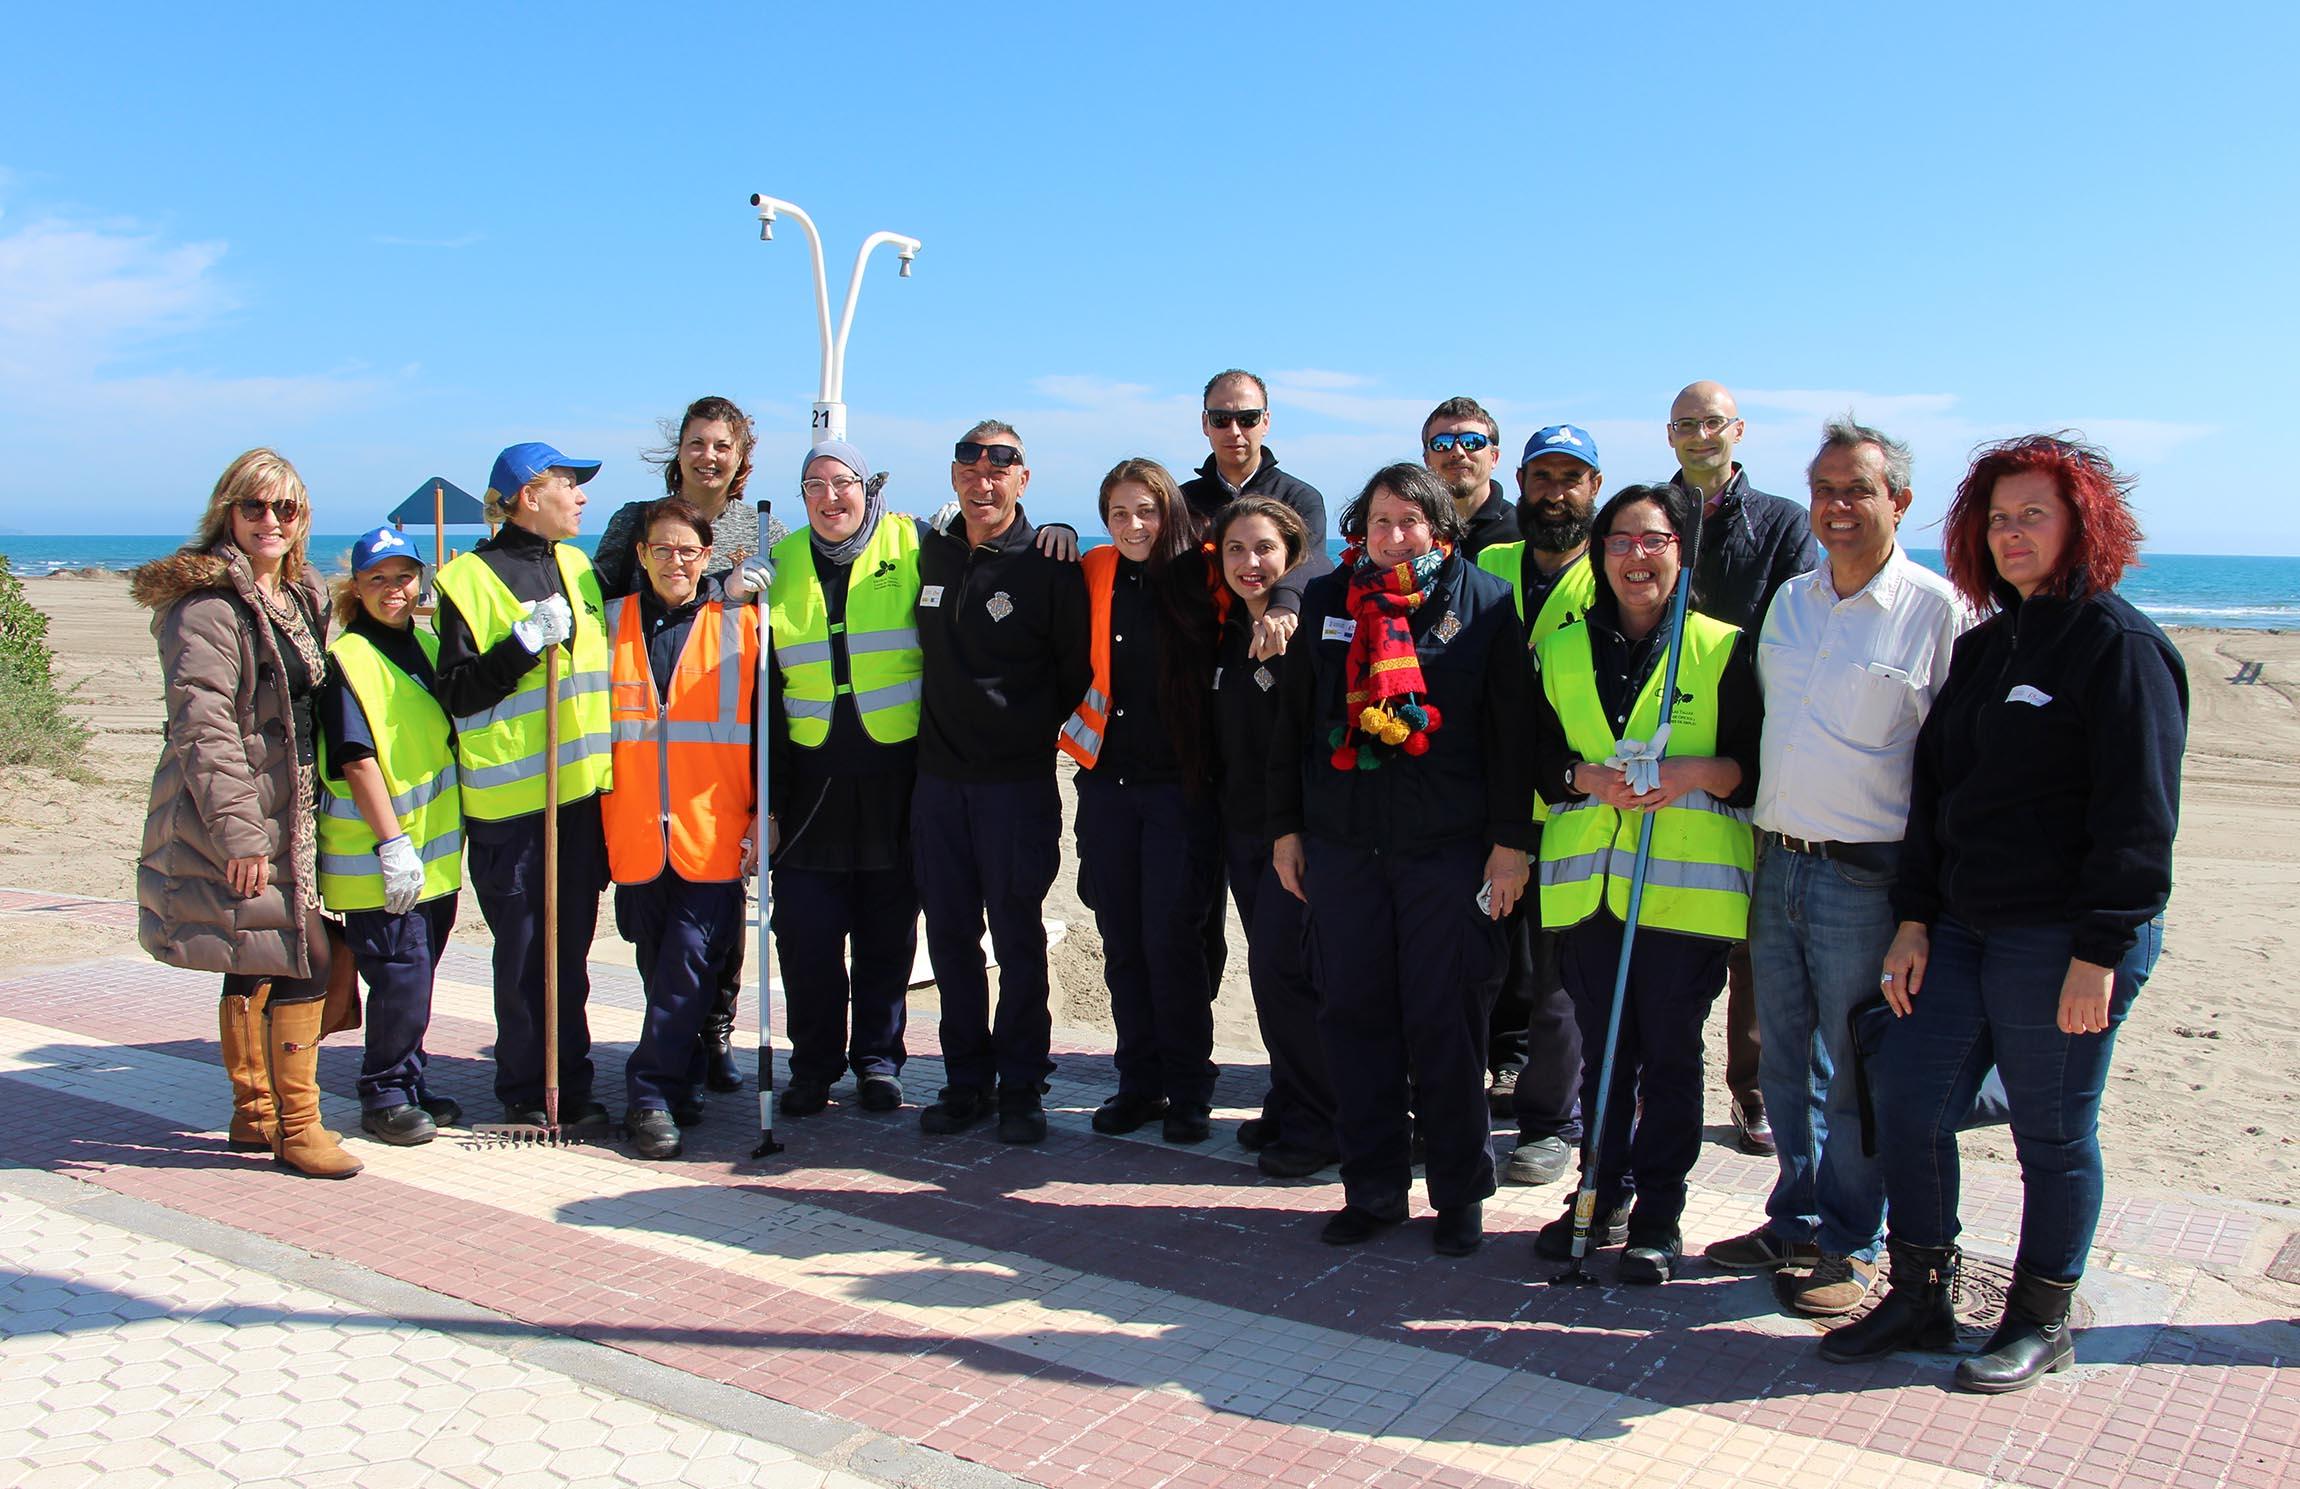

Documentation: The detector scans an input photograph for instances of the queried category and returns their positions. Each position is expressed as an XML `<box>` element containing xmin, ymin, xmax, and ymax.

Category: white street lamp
<box><xmin>748</xmin><ymin>194</ymin><xmax>921</xmax><ymax>444</ymax></box>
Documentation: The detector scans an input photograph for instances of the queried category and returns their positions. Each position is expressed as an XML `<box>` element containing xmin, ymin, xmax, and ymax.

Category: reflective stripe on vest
<box><xmin>767</xmin><ymin>519</ymin><xmax>923</xmax><ymax>747</ymax></box>
<box><xmin>1533</xmin><ymin>612</ymin><xmax>1753</xmax><ymax>941</ymax></box>
<box><xmin>1479</xmin><ymin>543</ymin><xmax>1598</xmax><ymax>828</ymax></box>
<box><xmin>315</xmin><ymin>627</ymin><xmax>464</xmax><ymax>912</ymax></box>
<box><xmin>600</xmin><ymin>595</ymin><xmax>759</xmax><ymax>884</ymax></box>
<box><xmin>431</xmin><ymin>543</ymin><xmax>614</xmax><ymax>821</ymax></box>
<box><xmin>1058</xmin><ymin>547</ymin><xmax>1119</xmax><ymax>768</ymax></box>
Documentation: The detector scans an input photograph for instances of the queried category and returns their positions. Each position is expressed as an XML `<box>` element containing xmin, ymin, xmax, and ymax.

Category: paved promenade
<box><xmin>2</xmin><ymin>884</ymin><xmax>2295</xmax><ymax>1487</ymax></box>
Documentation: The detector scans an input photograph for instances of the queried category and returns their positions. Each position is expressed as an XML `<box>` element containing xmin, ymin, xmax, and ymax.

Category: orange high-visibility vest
<box><xmin>1058</xmin><ymin>544</ymin><xmax>1230</xmax><ymax>769</ymax></box>
<box><xmin>601</xmin><ymin>595</ymin><xmax>760</xmax><ymax>884</ymax></box>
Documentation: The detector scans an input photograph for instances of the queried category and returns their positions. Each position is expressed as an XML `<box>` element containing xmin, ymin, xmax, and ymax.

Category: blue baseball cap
<box><xmin>487</xmin><ymin>441</ymin><xmax>601</xmax><ymax>503</ymax></box>
<box><xmin>801</xmin><ymin>439</ymin><xmax>871</xmax><ymax>483</ymax></box>
<box><xmin>1521</xmin><ymin>424</ymin><xmax>1600</xmax><ymax>471</ymax></box>
<box><xmin>349</xmin><ymin>525</ymin><xmax>421</xmax><ymax>573</ymax></box>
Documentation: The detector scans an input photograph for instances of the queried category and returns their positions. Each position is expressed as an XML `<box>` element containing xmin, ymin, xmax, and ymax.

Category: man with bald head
<box><xmin>1665</xmin><ymin>380</ymin><xmax>1819</xmax><ymax>1157</ymax></box>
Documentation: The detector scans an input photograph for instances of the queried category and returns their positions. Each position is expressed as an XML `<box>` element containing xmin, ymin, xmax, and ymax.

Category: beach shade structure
<box><xmin>388</xmin><ymin>477</ymin><xmax>489</xmax><ymax>568</ymax></box>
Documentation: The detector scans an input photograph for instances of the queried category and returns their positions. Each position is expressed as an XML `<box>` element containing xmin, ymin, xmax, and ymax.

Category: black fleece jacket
<box><xmin>1892</xmin><ymin>584</ymin><xmax>2188</xmax><ymax>967</ymax></box>
<box><xmin>1179</xmin><ymin>448</ymin><xmax>1331</xmax><ymax>615</ymax></box>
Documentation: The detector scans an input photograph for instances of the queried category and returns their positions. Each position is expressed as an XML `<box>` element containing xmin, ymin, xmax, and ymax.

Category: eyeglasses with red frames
<box><xmin>1601</xmin><ymin>532</ymin><xmax>1680</xmax><ymax>558</ymax></box>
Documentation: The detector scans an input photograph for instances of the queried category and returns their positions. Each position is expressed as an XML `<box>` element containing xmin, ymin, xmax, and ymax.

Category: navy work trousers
<box><xmin>912</xmin><ymin>772</ymin><xmax>1060</xmax><ymax>1095</ymax></box>
<box><xmin>467</xmin><ymin>798</ymin><xmax>608</xmax><ymax>1111</ymax></box>
<box><xmin>1305</xmin><ymin>836</ymin><xmax>1503</xmax><ymax>1214</ymax></box>
<box><xmin>1560</xmin><ymin>912</ymin><xmax>1733</xmax><ymax>1232</ymax></box>
<box><xmin>772</xmin><ymin>860</ymin><xmax>916</xmax><ymax>1085</ymax></box>
<box><xmin>1225</xmin><ymin>829</ymin><xmax>1334</xmax><ymax>1154</ymax></box>
<box><xmin>1508</xmin><ymin>907</ymin><xmax>1585</xmax><ymax>1143</ymax></box>
<box><xmin>617</xmin><ymin>869</ymin><xmax>745</xmax><ymax>1113</ymax></box>
<box><xmin>1076</xmin><ymin>776</ymin><xmax>1221</xmax><ymax>1109</ymax></box>
<box><xmin>344</xmin><ymin>896</ymin><xmax>458</xmax><ymax>1112</ymax></box>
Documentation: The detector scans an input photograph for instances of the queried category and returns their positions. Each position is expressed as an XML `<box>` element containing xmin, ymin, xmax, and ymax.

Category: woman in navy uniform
<box><xmin>1268</xmin><ymin>463</ymin><xmax>1532</xmax><ymax>1257</ymax></box>
<box><xmin>1210</xmin><ymin>496</ymin><xmax>1337</xmax><ymax>1178</ymax></box>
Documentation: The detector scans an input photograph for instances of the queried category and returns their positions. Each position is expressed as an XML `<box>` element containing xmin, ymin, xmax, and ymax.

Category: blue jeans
<box><xmin>1874</xmin><ymin>914</ymin><xmax>2161</xmax><ymax>1283</ymax></box>
<box><xmin>1751</xmin><ymin>838</ymin><xmax>1898</xmax><ymax>1260</ymax></box>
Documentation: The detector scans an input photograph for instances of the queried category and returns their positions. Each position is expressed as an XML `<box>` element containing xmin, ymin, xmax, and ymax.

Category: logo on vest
<box><xmin>870</xmin><ymin>558</ymin><xmax>899</xmax><ymax>582</ymax></box>
<box><xmin>1433</xmin><ymin>611</ymin><xmax>1462</xmax><ymax>644</ymax></box>
<box><xmin>986</xmin><ymin>591</ymin><xmax>1014</xmax><ymax>622</ymax></box>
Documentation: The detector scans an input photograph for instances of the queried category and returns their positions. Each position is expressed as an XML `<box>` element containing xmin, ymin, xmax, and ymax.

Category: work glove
<box><xmin>378</xmin><ymin>834</ymin><xmax>425</xmax><ymax>915</ymax></box>
<box><xmin>1605</xmin><ymin>723</ymin><xmax>1673</xmax><ymax>798</ymax></box>
<box><xmin>721</xmin><ymin>557</ymin><xmax>774</xmax><ymax>604</ymax></box>
<box><xmin>511</xmin><ymin>593</ymin><xmax>574</xmax><ymax>653</ymax></box>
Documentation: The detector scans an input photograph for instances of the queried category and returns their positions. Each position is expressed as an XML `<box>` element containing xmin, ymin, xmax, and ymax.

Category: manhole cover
<box><xmin>2266</xmin><ymin>1233</ymin><xmax>2300</xmax><ymax>1285</ymax></box>
<box><xmin>1782</xmin><ymin>1250</ymin><xmax>2093</xmax><ymax>1343</ymax></box>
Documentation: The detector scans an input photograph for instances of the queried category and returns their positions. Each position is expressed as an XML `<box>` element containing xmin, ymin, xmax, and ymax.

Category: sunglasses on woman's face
<box><xmin>233</xmin><ymin>498</ymin><xmax>302</xmax><ymax>523</ymax></box>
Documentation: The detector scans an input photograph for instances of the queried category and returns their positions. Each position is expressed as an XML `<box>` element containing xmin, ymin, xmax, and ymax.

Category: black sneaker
<box><xmin>997</xmin><ymin>1086</ymin><xmax>1047</xmax><ymax>1145</ymax></box>
<box><xmin>360</xmin><ymin>1104</ymin><xmax>437</xmax><ymax>1147</ymax></box>
<box><xmin>1091</xmin><ymin>1091</ymin><xmax>1167</xmax><ymax>1135</ymax></box>
<box><xmin>781</xmin><ymin>1079</ymin><xmax>832</xmax><ymax>1118</ymax></box>
<box><xmin>920</xmin><ymin>1086</ymin><xmax>992</xmax><ymax>1135</ymax></box>
<box><xmin>1235</xmin><ymin>1116</ymin><xmax>1276</xmax><ymax>1151</ymax></box>
<box><xmin>1433</xmin><ymin>1203</ymin><xmax>1485</xmax><ymax>1258</ymax></box>
<box><xmin>857</xmin><ymin>1075</ymin><xmax>904</xmax><ymax>1113</ymax></box>
<box><xmin>1161</xmin><ymin>1106</ymin><xmax>1212</xmax><ymax>1145</ymax></box>
<box><xmin>1533</xmin><ymin>1199</ymin><xmax>1632</xmax><ymax>1260</ymax></box>
<box><xmin>1319</xmin><ymin>1203</ymin><xmax>1406</xmax><ymax>1246</ymax></box>
<box><xmin>1619</xmin><ymin>1227</ymin><xmax>1684</xmax><ymax>1285</ymax></box>
<box><xmin>627</xmin><ymin>1108</ymin><xmax>683</xmax><ymax>1160</ymax></box>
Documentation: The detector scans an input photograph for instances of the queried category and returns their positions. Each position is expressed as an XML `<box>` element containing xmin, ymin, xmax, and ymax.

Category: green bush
<box><xmin>0</xmin><ymin>555</ymin><xmax>92</xmax><ymax>777</ymax></box>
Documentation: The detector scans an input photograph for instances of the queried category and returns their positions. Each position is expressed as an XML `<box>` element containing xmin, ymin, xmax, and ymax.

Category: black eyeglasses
<box><xmin>1427</xmin><ymin>432</ymin><xmax>1494</xmax><ymax>454</ymax></box>
<box><xmin>1204</xmin><ymin>408</ymin><xmax>1266</xmax><ymax>430</ymax></box>
<box><xmin>953</xmin><ymin>441</ymin><xmax>1025</xmax><ymax>468</ymax></box>
<box><xmin>233</xmin><ymin>498</ymin><xmax>302</xmax><ymax>522</ymax></box>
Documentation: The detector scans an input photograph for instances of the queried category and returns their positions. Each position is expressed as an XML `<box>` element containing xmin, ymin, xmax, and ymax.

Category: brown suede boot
<box><xmin>265</xmin><ymin>998</ymin><xmax>362</xmax><ymax>1179</ymax></box>
<box><xmin>220</xmin><ymin>985</ymin><xmax>274</xmax><ymax>1151</ymax></box>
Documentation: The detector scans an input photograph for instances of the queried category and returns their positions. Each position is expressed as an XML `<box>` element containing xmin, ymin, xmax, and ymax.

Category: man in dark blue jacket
<box><xmin>1665</xmin><ymin>379</ymin><xmax>1821</xmax><ymax>1157</ymax></box>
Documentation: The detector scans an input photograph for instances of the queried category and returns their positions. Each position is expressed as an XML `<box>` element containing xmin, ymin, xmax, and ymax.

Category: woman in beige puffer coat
<box><xmin>132</xmin><ymin>448</ymin><xmax>360</xmax><ymax>1178</ymax></box>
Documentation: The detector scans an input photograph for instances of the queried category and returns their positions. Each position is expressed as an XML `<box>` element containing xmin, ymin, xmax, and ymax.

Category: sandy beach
<box><xmin>6</xmin><ymin>570</ymin><xmax>2295</xmax><ymax>1206</ymax></box>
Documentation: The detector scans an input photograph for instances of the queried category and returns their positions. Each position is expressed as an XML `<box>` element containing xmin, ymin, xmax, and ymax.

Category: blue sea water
<box><xmin>3</xmin><ymin>533</ymin><xmax>2296</xmax><ymax>631</ymax></box>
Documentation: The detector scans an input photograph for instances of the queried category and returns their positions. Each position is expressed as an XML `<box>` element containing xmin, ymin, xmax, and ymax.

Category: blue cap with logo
<box><xmin>349</xmin><ymin>525</ymin><xmax>421</xmax><ymax>574</ymax></box>
<box><xmin>487</xmin><ymin>441</ymin><xmax>601</xmax><ymax>504</ymax></box>
<box><xmin>1521</xmin><ymin>424</ymin><xmax>1600</xmax><ymax>471</ymax></box>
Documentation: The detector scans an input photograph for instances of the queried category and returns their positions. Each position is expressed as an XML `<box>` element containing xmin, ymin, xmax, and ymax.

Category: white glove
<box><xmin>512</xmin><ymin>592</ymin><xmax>575</xmax><ymax>653</ymax></box>
<box><xmin>722</xmin><ymin>558</ymin><xmax>773</xmax><ymax>604</ymax></box>
<box><xmin>378</xmin><ymin>834</ymin><xmax>425</xmax><ymax>915</ymax></box>
<box><xmin>1605</xmin><ymin>723</ymin><xmax>1673</xmax><ymax>798</ymax></box>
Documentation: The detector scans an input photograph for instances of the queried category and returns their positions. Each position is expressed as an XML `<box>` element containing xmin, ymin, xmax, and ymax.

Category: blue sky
<box><xmin>2</xmin><ymin>3</ymin><xmax>2294</xmax><ymax>553</ymax></box>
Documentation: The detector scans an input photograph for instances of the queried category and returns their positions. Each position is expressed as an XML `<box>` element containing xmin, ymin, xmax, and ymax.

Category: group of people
<box><xmin>134</xmin><ymin>374</ymin><xmax>2186</xmax><ymax>1396</ymax></box>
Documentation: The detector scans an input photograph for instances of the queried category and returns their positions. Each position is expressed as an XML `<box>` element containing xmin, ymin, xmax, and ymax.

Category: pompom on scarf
<box><xmin>1327</xmin><ymin>541</ymin><xmax>1450</xmax><ymax>771</ymax></box>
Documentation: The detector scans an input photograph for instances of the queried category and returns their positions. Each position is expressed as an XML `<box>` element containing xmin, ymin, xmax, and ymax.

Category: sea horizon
<box><xmin>4</xmin><ymin>533</ymin><xmax>2295</xmax><ymax>633</ymax></box>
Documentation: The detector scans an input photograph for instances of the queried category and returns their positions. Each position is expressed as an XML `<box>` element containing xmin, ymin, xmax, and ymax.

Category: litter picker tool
<box><xmin>1553</xmin><ymin>493</ymin><xmax>1708</xmax><ymax>1284</ymax></box>
<box><xmin>749</xmin><ymin>496</ymin><xmax>785</xmax><ymax>1159</ymax></box>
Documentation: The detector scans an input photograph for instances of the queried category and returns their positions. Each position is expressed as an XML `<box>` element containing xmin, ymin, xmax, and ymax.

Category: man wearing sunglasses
<box><xmin>911</xmin><ymin>421</ymin><xmax>1092</xmax><ymax>1145</ymax></box>
<box><xmin>1664</xmin><ymin>379</ymin><xmax>1821</xmax><ymax>1159</ymax></box>
<box><xmin>1420</xmin><ymin>397</ymin><xmax>1517</xmax><ymax>559</ymax></box>
<box><xmin>1178</xmin><ymin>369</ymin><xmax>1331</xmax><ymax>655</ymax></box>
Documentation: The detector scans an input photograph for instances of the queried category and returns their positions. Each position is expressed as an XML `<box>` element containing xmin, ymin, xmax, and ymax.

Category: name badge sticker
<box><xmin>1321</xmin><ymin>616</ymin><xmax>1357</xmax><ymax>643</ymax></box>
<box><xmin>920</xmin><ymin>584</ymin><xmax>945</xmax><ymax>607</ymax></box>
<box><xmin>2006</xmin><ymin>684</ymin><xmax>2053</xmax><ymax>707</ymax></box>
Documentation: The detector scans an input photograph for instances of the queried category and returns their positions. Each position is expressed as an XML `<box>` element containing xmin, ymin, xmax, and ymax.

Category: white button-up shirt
<box><xmin>1753</xmin><ymin>545</ymin><xmax>1969</xmax><ymax>843</ymax></box>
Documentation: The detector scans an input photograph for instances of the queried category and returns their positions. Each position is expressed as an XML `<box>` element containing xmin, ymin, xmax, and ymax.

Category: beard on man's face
<box><xmin>1522</xmin><ymin>502</ymin><xmax>1591</xmax><ymax>553</ymax></box>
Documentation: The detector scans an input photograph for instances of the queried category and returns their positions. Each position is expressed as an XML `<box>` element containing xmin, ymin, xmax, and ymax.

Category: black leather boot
<box><xmin>1955</xmin><ymin>1265</ymin><xmax>2076</xmax><ymax>1393</ymax></box>
<box><xmin>701</xmin><ymin>985</ymin><xmax>742</xmax><ymax>1094</ymax></box>
<box><xmin>1818</xmin><ymin>1242</ymin><xmax>1959</xmax><ymax>1363</ymax></box>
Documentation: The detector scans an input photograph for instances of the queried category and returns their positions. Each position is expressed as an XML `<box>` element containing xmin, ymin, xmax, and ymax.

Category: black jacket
<box><xmin>1268</xmin><ymin>554</ymin><xmax>1533</xmax><ymax>854</ymax></box>
<box><xmin>1211</xmin><ymin>617</ymin><xmax>1288</xmax><ymax>838</ymax></box>
<box><xmin>1179</xmin><ymin>448</ymin><xmax>1332</xmax><ymax>615</ymax></box>
<box><xmin>1459</xmin><ymin>480</ymin><xmax>1517</xmax><ymax>559</ymax></box>
<box><xmin>1672</xmin><ymin>467</ymin><xmax>1818</xmax><ymax>634</ymax></box>
<box><xmin>1893</xmin><ymin>585</ymin><xmax>2188</xmax><ymax>967</ymax></box>
<box><xmin>915</xmin><ymin>507</ymin><xmax>1092</xmax><ymax>783</ymax></box>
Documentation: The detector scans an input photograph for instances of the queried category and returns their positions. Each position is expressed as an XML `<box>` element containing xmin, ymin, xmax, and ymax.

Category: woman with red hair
<box><xmin>1822</xmin><ymin>435</ymin><xmax>2187</xmax><ymax>1393</ymax></box>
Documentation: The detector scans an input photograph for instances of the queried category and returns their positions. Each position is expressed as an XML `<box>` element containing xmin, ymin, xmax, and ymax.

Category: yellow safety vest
<box><xmin>1480</xmin><ymin>543</ymin><xmax>1598</xmax><ymax>824</ymax></box>
<box><xmin>767</xmin><ymin>518</ymin><xmax>923</xmax><ymax>747</ymax></box>
<box><xmin>431</xmin><ymin>542</ymin><xmax>613</xmax><ymax>821</ymax></box>
<box><xmin>317</xmin><ymin>627</ymin><xmax>464</xmax><ymax>912</ymax></box>
<box><xmin>1536</xmin><ymin>612</ymin><xmax>1753</xmax><ymax>940</ymax></box>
